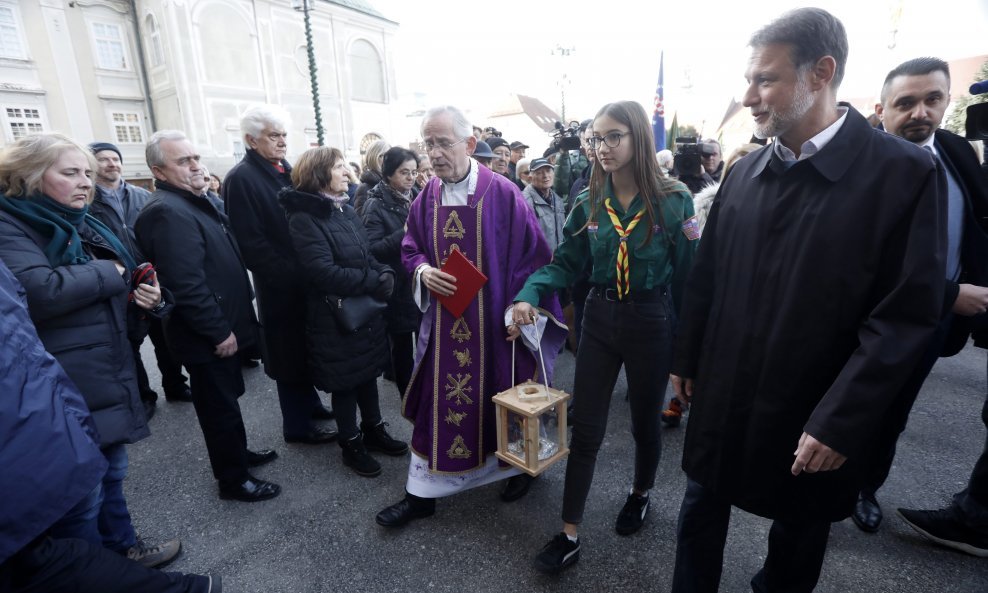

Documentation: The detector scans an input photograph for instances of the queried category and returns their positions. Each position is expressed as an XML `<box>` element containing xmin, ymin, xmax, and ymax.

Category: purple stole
<box><xmin>415</xmin><ymin>198</ymin><xmax>489</xmax><ymax>473</ymax></box>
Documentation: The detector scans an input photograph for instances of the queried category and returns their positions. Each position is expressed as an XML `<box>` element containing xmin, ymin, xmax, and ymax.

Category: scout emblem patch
<box><xmin>681</xmin><ymin>216</ymin><xmax>700</xmax><ymax>241</ymax></box>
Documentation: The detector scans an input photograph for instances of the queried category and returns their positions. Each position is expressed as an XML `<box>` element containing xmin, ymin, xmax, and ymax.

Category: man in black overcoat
<box><xmin>868</xmin><ymin>59</ymin><xmax>988</xmax><ymax>558</ymax></box>
<box><xmin>668</xmin><ymin>9</ymin><xmax>947</xmax><ymax>592</ymax></box>
<box><xmin>223</xmin><ymin>105</ymin><xmax>336</xmax><ymax>445</ymax></box>
<box><xmin>135</xmin><ymin>130</ymin><xmax>280</xmax><ymax>503</ymax></box>
<box><xmin>849</xmin><ymin>58</ymin><xmax>988</xmax><ymax>536</ymax></box>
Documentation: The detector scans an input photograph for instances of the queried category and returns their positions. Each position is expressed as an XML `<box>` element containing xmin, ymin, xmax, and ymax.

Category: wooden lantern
<box><xmin>493</xmin><ymin>380</ymin><xmax>571</xmax><ymax>476</ymax></box>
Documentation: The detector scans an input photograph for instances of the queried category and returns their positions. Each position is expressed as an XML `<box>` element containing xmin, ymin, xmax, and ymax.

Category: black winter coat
<box><xmin>278</xmin><ymin>189</ymin><xmax>390</xmax><ymax>392</ymax></box>
<box><xmin>223</xmin><ymin>149</ymin><xmax>310</xmax><ymax>380</ymax></box>
<box><xmin>0</xmin><ymin>211</ymin><xmax>150</xmax><ymax>447</ymax></box>
<box><xmin>135</xmin><ymin>181</ymin><xmax>260</xmax><ymax>365</ymax></box>
<box><xmin>361</xmin><ymin>181</ymin><xmax>421</xmax><ymax>334</ymax></box>
<box><xmin>671</xmin><ymin>107</ymin><xmax>945</xmax><ymax>521</ymax></box>
<box><xmin>353</xmin><ymin>169</ymin><xmax>383</xmax><ymax>216</ymax></box>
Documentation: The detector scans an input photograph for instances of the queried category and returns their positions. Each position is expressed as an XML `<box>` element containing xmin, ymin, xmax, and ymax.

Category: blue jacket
<box><xmin>0</xmin><ymin>259</ymin><xmax>107</xmax><ymax>563</ymax></box>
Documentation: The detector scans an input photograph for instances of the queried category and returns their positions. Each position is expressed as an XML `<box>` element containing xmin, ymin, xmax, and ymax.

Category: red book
<box><xmin>435</xmin><ymin>248</ymin><xmax>487</xmax><ymax>318</ymax></box>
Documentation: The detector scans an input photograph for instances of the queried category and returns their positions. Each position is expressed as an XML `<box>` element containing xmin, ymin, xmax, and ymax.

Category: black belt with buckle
<box><xmin>590</xmin><ymin>285</ymin><xmax>667</xmax><ymax>303</ymax></box>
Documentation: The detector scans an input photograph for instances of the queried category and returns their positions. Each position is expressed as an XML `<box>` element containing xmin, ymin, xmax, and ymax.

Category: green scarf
<box><xmin>0</xmin><ymin>193</ymin><xmax>137</xmax><ymax>271</ymax></box>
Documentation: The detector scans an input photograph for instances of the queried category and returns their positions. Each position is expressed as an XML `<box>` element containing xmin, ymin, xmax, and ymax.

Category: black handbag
<box><xmin>326</xmin><ymin>293</ymin><xmax>386</xmax><ymax>333</ymax></box>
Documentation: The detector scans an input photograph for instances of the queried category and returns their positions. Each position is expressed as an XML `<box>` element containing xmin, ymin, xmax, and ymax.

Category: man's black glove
<box><xmin>374</xmin><ymin>271</ymin><xmax>395</xmax><ymax>301</ymax></box>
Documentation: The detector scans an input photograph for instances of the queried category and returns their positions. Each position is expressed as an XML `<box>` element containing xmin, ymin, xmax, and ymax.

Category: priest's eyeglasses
<box><xmin>423</xmin><ymin>138</ymin><xmax>467</xmax><ymax>152</ymax></box>
<box><xmin>588</xmin><ymin>131</ymin><xmax>631</xmax><ymax>150</ymax></box>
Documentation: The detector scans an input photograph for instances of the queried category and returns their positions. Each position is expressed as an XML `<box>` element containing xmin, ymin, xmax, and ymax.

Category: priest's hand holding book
<box><xmin>421</xmin><ymin>266</ymin><xmax>456</xmax><ymax>296</ymax></box>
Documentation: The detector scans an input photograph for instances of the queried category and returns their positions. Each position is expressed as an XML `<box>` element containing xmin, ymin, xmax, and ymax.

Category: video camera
<box><xmin>966</xmin><ymin>80</ymin><xmax>988</xmax><ymax>141</ymax></box>
<box><xmin>546</xmin><ymin>121</ymin><xmax>583</xmax><ymax>156</ymax></box>
<box><xmin>673</xmin><ymin>137</ymin><xmax>703</xmax><ymax>177</ymax></box>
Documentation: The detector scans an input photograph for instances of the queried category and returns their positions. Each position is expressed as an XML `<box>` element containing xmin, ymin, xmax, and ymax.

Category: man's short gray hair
<box><xmin>421</xmin><ymin>106</ymin><xmax>472</xmax><ymax>140</ymax></box>
<box><xmin>146</xmin><ymin>130</ymin><xmax>188</xmax><ymax>168</ymax></box>
<box><xmin>240</xmin><ymin>105</ymin><xmax>291</xmax><ymax>139</ymax></box>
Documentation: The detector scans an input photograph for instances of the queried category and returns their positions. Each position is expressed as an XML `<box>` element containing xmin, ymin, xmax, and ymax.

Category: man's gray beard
<box><xmin>754</xmin><ymin>77</ymin><xmax>815</xmax><ymax>140</ymax></box>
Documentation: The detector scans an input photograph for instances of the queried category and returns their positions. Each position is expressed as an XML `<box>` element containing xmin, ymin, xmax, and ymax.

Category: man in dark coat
<box><xmin>88</xmin><ymin>141</ymin><xmax>191</xmax><ymax>414</ymax></box>
<box><xmin>223</xmin><ymin>106</ymin><xmax>337</xmax><ymax>445</ymax></box>
<box><xmin>0</xmin><ymin>260</ymin><xmax>218</xmax><ymax>593</ymax></box>
<box><xmin>867</xmin><ymin>59</ymin><xmax>988</xmax><ymax>557</ymax></box>
<box><xmin>668</xmin><ymin>9</ymin><xmax>946</xmax><ymax>592</ymax></box>
<box><xmin>135</xmin><ymin>130</ymin><xmax>280</xmax><ymax>503</ymax></box>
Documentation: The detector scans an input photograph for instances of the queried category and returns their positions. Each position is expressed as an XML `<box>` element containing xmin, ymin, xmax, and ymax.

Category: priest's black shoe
<box><xmin>219</xmin><ymin>476</ymin><xmax>281</xmax><ymax>502</ymax></box>
<box><xmin>312</xmin><ymin>405</ymin><xmax>336</xmax><ymax>420</ymax></box>
<box><xmin>376</xmin><ymin>493</ymin><xmax>436</xmax><ymax>528</ymax></box>
<box><xmin>852</xmin><ymin>490</ymin><xmax>883</xmax><ymax>533</ymax></box>
<box><xmin>501</xmin><ymin>474</ymin><xmax>537</xmax><ymax>502</ymax></box>
<box><xmin>284</xmin><ymin>427</ymin><xmax>338</xmax><ymax>444</ymax></box>
<box><xmin>246</xmin><ymin>449</ymin><xmax>278</xmax><ymax>467</ymax></box>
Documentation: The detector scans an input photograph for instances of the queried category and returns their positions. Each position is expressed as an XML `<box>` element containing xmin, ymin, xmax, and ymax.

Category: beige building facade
<box><xmin>0</xmin><ymin>0</ymin><xmax>399</xmax><ymax>182</ymax></box>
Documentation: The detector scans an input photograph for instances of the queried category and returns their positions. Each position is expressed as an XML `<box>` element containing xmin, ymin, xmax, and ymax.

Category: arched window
<box><xmin>349</xmin><ymin>39</ymin><xmax>384</xmax><ymax>103</ymax></box>
<box><xmin>196</xmin><ymin>4</ymin><xmax>259</xmax><ymax>87</ymax></box>
<box><xmin>144</xmin><ymin>14</ymin><xmax>164</xmax><ymax>67</ymax></box>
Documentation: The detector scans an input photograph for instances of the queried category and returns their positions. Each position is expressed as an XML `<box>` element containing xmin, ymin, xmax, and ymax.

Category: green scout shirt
<box><xmin>515</xmin><ymin>177</ymin><xmax>697</xmax><ymax>313</ymax></box>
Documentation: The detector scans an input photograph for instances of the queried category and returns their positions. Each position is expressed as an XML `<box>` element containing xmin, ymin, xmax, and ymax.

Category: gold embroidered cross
<box><xmin>445</xmin><ymin>373</ymin><xmax>473</xmax><ymax>405</ymax></box>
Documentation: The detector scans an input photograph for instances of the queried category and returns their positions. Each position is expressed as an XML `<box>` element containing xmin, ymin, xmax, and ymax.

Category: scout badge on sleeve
<box><xmin>681</xmin><ymin>215</ymin><xmax>701</xmax><ymax>241</ymax></box>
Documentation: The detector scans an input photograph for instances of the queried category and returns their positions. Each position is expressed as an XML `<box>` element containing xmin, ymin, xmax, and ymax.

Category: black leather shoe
<box><xmin>375</xmin><ymin>494</ymin><xmax>436</xmax><ymax>528</ymax></box>
<box><xmin>501</xmin><ymin>474</ymin><xmax>537</xmax><ymax>502</ymax></box>
<box><xmin>164</xmin><ymin>386</ymin><xmax>193</xmax><ymax>402</ymax></box>
<box><xmin>218</xmin><ymin>476</ymin><xmax>281</xmax><ymax>502</ymax></box>
<box><xmin>246</xmin><ymin>449</ymin><xmax>278</xmax><ymax>467</ymax></box>
<box><xmin>312</xmin><ymin>405</ymin><xmax>336</xmax><ymax>420</ymax></box>
<box><xmin>242</xmin><ymin>358</ymin><xmax>261</xmax><ymax>369</ymax></box>
<box><xmin>284</xmin><ymin>427</ymin><xmax>338</xmax><ymax>444</ymax></box>
<box><xmin>853</xmin><ymin>491</ymin><xmax>883</xmax><ymax>533</ymax></box>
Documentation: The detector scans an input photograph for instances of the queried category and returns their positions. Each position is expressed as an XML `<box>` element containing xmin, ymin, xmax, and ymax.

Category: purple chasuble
<box><xmin>401</xmin><ymin>165</ymin><xmax>566</xmax><ymax>474</ymax></box>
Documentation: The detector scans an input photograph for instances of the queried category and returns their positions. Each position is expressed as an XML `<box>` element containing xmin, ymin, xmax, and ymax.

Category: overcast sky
<box><xmin>372</xmin><ymin>0</ymin><xmax>988</xmax><ymax>136</ymax></box>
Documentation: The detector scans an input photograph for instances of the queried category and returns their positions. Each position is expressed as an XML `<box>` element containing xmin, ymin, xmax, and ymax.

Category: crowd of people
<box><xmin>2</xmin><ymin>6</ymin><xmax>988</xmax><ymax>592</ymax></box>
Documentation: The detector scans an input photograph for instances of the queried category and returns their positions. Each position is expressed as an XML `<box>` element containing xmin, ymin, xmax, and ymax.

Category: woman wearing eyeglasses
<box><xmin>512</xmin><ymin>100</ymin><xmax>697</xmax><ymax>573</ymax></box>
<box><xmin>362</xmin><ymin>146</ymin><xmax>423</xmax><ymax>400</ymax></box>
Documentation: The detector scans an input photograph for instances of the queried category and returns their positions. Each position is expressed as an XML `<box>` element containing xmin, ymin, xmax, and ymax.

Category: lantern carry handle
<box><xmin>510</xmin><ymin>310</ymin><xmax>551</xmax><ymax>399</ymax></box>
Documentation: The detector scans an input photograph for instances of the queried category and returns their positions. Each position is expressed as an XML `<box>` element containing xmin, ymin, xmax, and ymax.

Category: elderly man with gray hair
<box><xmin>135</xmin><ymin>130</ymin><xmax>281</xmax><ymax>502</ymax></box>
<box><xmin>223</xmin><ymin>105</ymin><xmax>338</xmax><ymax>447</ymax></box>
<box><xmin>374</xmin><ymin>105</ymin><xmax>566</xmax><ymax>528</ymax></box>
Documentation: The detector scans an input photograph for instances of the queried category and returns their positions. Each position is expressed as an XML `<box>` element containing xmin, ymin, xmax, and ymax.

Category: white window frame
<box><xmin>0</xmin><ymin>4</ymin><xmax>29</xmax><ymax>60</ymax></box>
<box><xmin>90</xmin><ymin>21</ymin><xmax>130</xmax><ymax>71</ymax></box>
<box><xmin>144</xmin><ymin>14</ymin><xmax>164</xmax><ymax>67</ymax></box>
<box><xmin>109</xmin><ymin>110</ymin><xmax>145</xmax><ymax>144</ymax></box>
<box><xmin>348</xmin><ymin>39</ymin><xmax>386</xmax><ymax>104</ymax></box>
<box><xmin>3</xmin><ymin>105</ymin><xmax>45</xmax><ymax>141</ymax></box>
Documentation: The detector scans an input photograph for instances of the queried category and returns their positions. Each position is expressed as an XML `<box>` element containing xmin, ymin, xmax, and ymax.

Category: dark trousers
<box><xmin>560</xmin><ymin>290</ymin><xmax>673</xmax><ymax>524</ymax></box>
<box><xmin>187</xmin><ymin>355</ymin><xmax>249</xmax><ymax>486</ymax></box>
<box><xmin>332</xmin><ymin>378</ymin><xmax>383</xmax><ymax>441</ymax></box>
<box><xmin>132</xmin><ymin>341</ymin><xmax>158</xmax><ymax>404</ymax></box>
<box><xmin>2</xmin><ymin>537</ymin><xmax>210</xmax><ymax>593</ymax></box>
<box><xmin>276</xmin><ymin>379</ymin><xmax>322</xmax><ymax>438</ymax></box>
<box><xmin>862</xmin><ymin>313</ymin><xmax>952</xmax><ymax>494</ymax></box>
<box><xmin>388</xmin><ymin>331</ymin><xmax>415</xmax><ymax>399</ymax></box>
<box><xmin>954</xmin><ymin>358</ymin><xmax>988</xmax><ymax>530</ymax></box>
<box><xmin>148</xmin><ymin>318</ymin><xmax>189</xmax><ymax>395</ymax></box>
<box><xmin>672</xmin><ymin>480</ymin><xmax>831</xmax><ymax>593</ymax></box>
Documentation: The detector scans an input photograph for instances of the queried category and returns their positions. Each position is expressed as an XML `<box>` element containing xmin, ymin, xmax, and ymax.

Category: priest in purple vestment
<box><xmin>375</xmin><ymin>105</ymin><xmax>567</xmax><ymax>528</ymax></box>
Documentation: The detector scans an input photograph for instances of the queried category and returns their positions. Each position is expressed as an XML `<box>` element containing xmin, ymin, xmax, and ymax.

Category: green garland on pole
<box><xmin>302</xmin><ymin>0</ymin><xmax>325</xmax><ymax>146</ymax></box>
